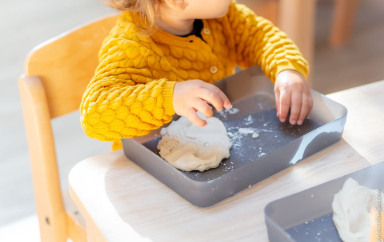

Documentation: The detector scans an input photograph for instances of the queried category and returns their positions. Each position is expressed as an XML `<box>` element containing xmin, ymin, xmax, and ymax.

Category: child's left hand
<box><xmin>274</xmin><ymin>70</ymin><xmax>313</xmax><ymax>125</ymax></box>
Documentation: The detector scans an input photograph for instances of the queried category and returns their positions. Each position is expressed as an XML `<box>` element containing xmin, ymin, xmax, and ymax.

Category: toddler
<box><xmin>80</xmin><ymin>0</ymin><xmax>313</xmax><ymax>150</ymax></box>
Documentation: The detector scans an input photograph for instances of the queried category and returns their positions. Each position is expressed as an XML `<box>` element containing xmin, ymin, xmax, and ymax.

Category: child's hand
<box><xmin>274</xmin><ymin>70</ymin><xmax>313</xmax><ymax>125</ymax></box>
<box><xmin>173</xmin><ymin>80</ymin><xmax>232</xmax><ymax>127</ymax></box>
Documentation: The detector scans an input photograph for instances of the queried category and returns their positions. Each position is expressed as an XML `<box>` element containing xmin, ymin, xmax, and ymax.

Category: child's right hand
<box><xmin>173</xmin><ymin>80</ymin><xmax>232</xmax><ymax>127</ymax></box>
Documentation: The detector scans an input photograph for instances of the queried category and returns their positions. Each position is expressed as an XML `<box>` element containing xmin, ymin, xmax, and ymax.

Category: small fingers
<box><xmin>297</xmin><ymin>95</ymin><xmax>308</xmax><ymax>125</ymax></box>
<box><xmin>185</xmin><ymin>108</ymin><xmax>207</xmax><ymax>127</ymax></box>
<box><xmin>200</xmin><ymin>84</ymin><xmax>232</xmax><ymax>111</ymax></box>
<box><xmin>214</xmin><ymin>88</ymin><xmax>232</xmax><ymax>110</ymax></box>
<box><xmin>297</xmin><ymin>92</ymin><xmax>313</xmax><ymax>125</ymax></box>
<box><xmin>289</xmin><ymin>91</ymin><xmax>302</xmax><ymax>125</ymax></box>
<box><xmin>200</xmin><ymin>89</ymin><xmax>224</xmax><ymax>112</ymax></box>
<box><xmin>193</xmin><ymin>98</ymin><xmax>213</xmax><ymax>118</ymax></box>
<box><xmin>279</xmin><ymin>90</ymin><xmax>291</xmax><ymax>122</ymax></box>
<box><xmin>275</xmin><ymin>90</ymin><xmax>280</xmax><ymax>117</ymax></box>
<box><xmin>308</xmin><ymin>92</ymin><xmax>314</xmax><ymax>113</ymax></box>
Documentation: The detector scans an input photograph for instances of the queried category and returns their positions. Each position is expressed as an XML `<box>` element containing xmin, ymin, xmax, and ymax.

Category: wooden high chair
<box><xmin>18</xmin><ymin>14</ymin><xmax>118</xmax><ymax>242</ymax></box>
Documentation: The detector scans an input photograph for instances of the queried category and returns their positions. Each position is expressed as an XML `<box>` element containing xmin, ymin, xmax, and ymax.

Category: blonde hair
<box><xmin>105</xmin><ymin>0</ymin><xmax>160</xmax><ymax>33</ymax></box>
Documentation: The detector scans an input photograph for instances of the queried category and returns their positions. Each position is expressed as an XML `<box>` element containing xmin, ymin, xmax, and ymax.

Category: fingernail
<box><xmin>297</xmin><ymin>120</ymin><xmax>303</xmax><ymax>125</ymax></box>
<box><xmin>280</xmin><ymin>118</ymin><xmax>286</xmax><ymax>122</ymax></box>
<box><xmin>227</xmin><ymin>104</ymin><xmax>232</xmax><ymax>109</ymax></box>
<box><xmin>290</xmin><ymin>120</ymin><xmax>296</xmax><ymax>125</ymax></box>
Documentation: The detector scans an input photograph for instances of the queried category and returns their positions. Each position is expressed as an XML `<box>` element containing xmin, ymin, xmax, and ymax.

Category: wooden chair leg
<box><xmin>279</xmin><ymin>0</ymin><xmax>316</xmax><ymax>86</ymax></box>
<box><xmin>330</xmin><ymin>0</ymin><xmax>360</xmax><ymax>47</ymax></box>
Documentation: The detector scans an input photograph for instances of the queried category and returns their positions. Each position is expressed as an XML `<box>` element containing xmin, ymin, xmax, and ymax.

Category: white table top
<box><xmin>69</xmin><ymin>81</ymin><xmax>384</xmax><ymax>242</ymax></box>
<box><xmin>327</xmin><ymin>80</ymin><xmax>384</xmax><ymax>165</ymax></box>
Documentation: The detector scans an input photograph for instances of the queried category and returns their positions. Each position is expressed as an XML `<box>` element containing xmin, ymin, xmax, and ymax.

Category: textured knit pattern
<box><xmin>80</xmin><ymin>2</ymin><xmax>309</xmax><ymax>149</ymax></box>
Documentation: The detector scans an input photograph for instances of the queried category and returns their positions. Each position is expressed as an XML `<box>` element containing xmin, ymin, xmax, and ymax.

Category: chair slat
<box><xmin>25</xmin><ymin>15</ymin><xmax>119</xmax><ymax>118</ymax></box>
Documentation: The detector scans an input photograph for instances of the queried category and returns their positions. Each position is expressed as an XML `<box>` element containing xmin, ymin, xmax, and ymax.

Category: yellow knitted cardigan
<box><xmin>80</xmin><ymin>2</ymin><xmax>309</xmax><ymax>150</ymax></box>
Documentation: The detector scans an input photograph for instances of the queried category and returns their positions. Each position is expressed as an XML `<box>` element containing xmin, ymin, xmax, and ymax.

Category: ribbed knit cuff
<box><xmin>275</xmin><ymin>62</ymin><xmax>309</xmax><ymax>82</ymax></box>
<box><xmin>112</xmin><ymin>140</ymin><xmax>123</xmax><ymax>151</ymax></box>
<box><xmin>162</xmin><ymin>81</ymin><xmax>176</xmax><ymax>115</ymax></box>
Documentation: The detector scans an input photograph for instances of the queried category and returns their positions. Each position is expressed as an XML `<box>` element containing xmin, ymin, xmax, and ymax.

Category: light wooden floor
<box><xmin>0</xmin><ymin>0</ymin><xmax>383</xmax><ymax>229</ymax></box>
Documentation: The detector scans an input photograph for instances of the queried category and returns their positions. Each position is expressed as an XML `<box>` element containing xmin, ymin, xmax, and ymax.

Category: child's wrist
<box><xmin>162</xmin><ymin>81</ymin><xmax>177</xmax><ymax>115</ymax></box>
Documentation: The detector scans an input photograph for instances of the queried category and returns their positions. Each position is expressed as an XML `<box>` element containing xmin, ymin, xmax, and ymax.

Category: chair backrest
<box><xmin>25</xmin><ymin>15</ymin><xmax>119</xmax><ymax>118</ymax></box>
<box><xmin>18</xmin><ymin>14</ymin><xmax>118</xmax><ymax>242</ymax></box>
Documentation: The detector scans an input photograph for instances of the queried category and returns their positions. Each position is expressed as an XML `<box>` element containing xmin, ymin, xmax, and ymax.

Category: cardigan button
<box><xmin>203</xmin><ymin>28</ymin><xmax>211</xmax><ymax>35</ymax></box>
<box><xmin>210</xmin><ymin>66</ymin><xmax>218</xmax><ymax>74</ymax></box>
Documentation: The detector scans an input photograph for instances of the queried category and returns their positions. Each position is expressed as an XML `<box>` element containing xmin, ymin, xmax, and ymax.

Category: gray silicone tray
<box><xmin>122</xmin><ymin>66</ymin><xmax>348</xmax><ymax>207</ymax></box>
<box><xmin>265</xmin><ymin>161</ymin><xmax>384</xmax><ymax>242</ymax></box>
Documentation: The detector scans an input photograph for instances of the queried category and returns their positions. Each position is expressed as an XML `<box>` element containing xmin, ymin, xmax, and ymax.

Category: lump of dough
<box><xmin>157</xmin><ymin>114</ymin><xmax>231</xmax><ymax>172</ymax></box>
<box><xmin>332</xmin><ymin>178</ymin><xmax>384</xmax><ymax>242</ymax></box>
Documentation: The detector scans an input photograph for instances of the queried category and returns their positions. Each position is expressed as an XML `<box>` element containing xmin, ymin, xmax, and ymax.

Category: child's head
<box><xmin>107</xmin><ymin>0</ymin><xmax>160</xmax><ymax>31</ymax></box>
<box><xmin>107</xmin><ymin>0</ymin><xmax>232</xmax><ymax>32</ymax></box>
<box><xmin>164</xmin><ymin>0</ymin><xmax>233</xmax><ymax>20</ymax></box>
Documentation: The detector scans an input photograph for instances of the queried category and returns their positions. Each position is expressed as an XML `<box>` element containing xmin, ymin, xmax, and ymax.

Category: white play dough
<box><xmin>332</xmin><ymin>178</ymin><xmax>384</xmax><ymax>242</ymax></box>
<box><xmin>157</xmin><ymin>114</ymin><xmax>232</xmax><ymax>172</ymax></box>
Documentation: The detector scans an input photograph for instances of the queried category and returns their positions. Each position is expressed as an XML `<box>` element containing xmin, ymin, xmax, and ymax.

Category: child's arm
<box><xmin>80</xmin><ymin>36</ymin><xmax>177</xmax><ymax>141</ymax></box>
<box><xmin>227</xmin><ymin>2</ymin><xmax>312</xmax><ymax>125</ymax></box>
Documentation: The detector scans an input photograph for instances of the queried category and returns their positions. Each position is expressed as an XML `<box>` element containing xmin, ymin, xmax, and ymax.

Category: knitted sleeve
<box><xmin>227</xmin><ymin>2</ymin><xmax>309</xmax><ymax>81</ymax></box>
<box><xmin>80</xmin><ymin>28</ymin><xmax>176</xmax><ymax>142</ymax></box>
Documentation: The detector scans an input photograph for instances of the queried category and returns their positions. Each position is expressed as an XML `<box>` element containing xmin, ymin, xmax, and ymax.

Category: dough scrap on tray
<box><xmin>332</xmin><ymin>178</ymin><xmax>384</xmax><ymax>242</ymax></box>
<box><xmin>157</xmin><ymin>113</ymin><xmax>232</xmax><ymax>172</ymax></box>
